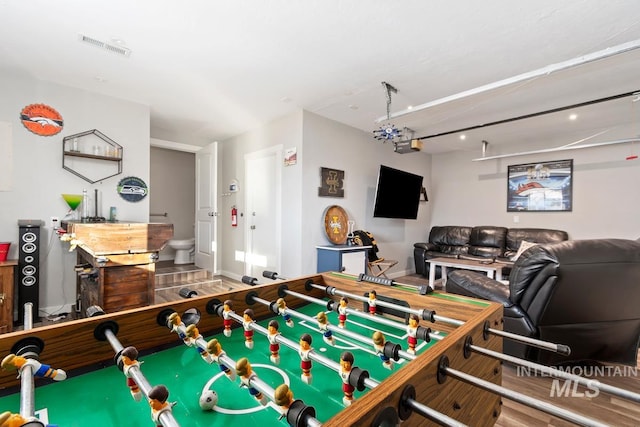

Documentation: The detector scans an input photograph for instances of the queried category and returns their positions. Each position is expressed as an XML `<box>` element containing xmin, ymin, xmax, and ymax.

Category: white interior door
<box><xmin>195</xmin><ymin>142</ymin><xmax>218</xmax><ymax>273</ymax></box>
<box><xmin>244</xmin><ymin>146</ymin><xmax>281</xmax><ymax>278</ymax></box>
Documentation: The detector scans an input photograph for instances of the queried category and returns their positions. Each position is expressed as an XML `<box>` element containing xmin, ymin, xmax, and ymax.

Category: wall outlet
<box><xmin>50</xmin><ymin>216</ymin><xmax>60</xmax><ymax>229</ymax></box>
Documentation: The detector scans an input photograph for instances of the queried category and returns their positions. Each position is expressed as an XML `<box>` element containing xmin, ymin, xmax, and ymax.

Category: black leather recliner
<box><xmin>446</xmin><ymin>239</ymin><xmax>640</xmax><ymax>366</ymax></box>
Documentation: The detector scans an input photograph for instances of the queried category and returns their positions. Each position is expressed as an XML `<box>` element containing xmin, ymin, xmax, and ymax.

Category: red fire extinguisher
<box><xmin>231</xmin><ymin>206</ymin><xmax>238</xmax><ymax>227</ymax></box>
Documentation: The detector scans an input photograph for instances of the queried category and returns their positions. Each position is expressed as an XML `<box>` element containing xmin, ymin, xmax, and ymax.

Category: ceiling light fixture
<box><xmin>373</xmin><ymin>82</ymin><xmax>402</xmax><ymax>143</ymax></box>
<box><xmin>569</xmin><ymin>113</ymin><xmax>578</xmax><ymax>120</ymax></box>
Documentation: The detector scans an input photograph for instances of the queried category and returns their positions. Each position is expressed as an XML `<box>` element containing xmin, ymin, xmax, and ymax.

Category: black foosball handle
<box><xmin>263</xmin><ymin>270</ymin><xmax>279</xmax><ymax>280</ymax></box>
<box><xmin>179</xmin><ymin>288</ymin><xmax>198</xmax><ymax>298</ymax></box>
<box><xmin>242</xmin><ymin>275</ymin><xmax>259</xmax><ymax>286</ymax></box>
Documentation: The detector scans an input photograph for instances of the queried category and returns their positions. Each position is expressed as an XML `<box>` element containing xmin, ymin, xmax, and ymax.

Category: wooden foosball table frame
<box><xmin>0</xmin><ymin>273</ymin><xmax>504</xmax><ymax>426</ymax></box>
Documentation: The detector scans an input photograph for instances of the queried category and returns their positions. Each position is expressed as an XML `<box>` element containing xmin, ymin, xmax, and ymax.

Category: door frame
<box><xmin>243</xmin><ymin>145</ymin><xmax>282</xmax><ymax>277</ymax></box>
<box><xmin>194</xmin><ymin>141</ymin><xmax>219</xmax><ymax>274</ymax></box>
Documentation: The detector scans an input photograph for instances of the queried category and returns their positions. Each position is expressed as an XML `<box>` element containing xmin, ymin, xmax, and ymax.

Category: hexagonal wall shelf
<box><xmin>62</xmin><ymin>129</ymin><xmax>123</xmax><ymax>183</ymax></box>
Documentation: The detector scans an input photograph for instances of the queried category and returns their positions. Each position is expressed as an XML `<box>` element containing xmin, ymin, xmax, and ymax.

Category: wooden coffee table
<box><xmin>428</xmin><ymin>256</ymin><xmax>508</xmax><ymax>291</ymax></box>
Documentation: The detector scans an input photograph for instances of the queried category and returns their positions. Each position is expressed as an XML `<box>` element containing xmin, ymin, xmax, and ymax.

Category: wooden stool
<box><xmin>367</xmin><ymin>257</ymin><xmax>398</xmax><ymax>278</ymax></box>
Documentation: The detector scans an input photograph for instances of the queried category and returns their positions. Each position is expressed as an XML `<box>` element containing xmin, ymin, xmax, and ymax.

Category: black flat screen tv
<box><xmin>373</xmin><ymin>165</ymin><xmax>424</xmax><ymax>219</ymax></box>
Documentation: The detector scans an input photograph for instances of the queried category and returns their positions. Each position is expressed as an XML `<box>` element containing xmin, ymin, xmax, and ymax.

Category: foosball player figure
<box><xmin>274</xmin><ymin>384</ymin><xmax>318</xmax><ymax>426</ymax></box>
<box><xmin>407</xmin><ymin>313</ymin><xmax>419</xmax><ymax>355</ymax></box>
<box><xmin>372</xmin><ymin>331</ymin><xmax>393</xmax><ymax>370</ymax></box>
<box><xmin>299</xmin><ymin>333</ymin><xmax>313</xmax><ymax>384</ymax></box>
<box><xmin>368</xmin><ymin>290</ymin><xmax>377</xmax><ymax>315</ymax></box>
<box><xmin>0</xmin><ymin>412</ymin><xmax>32</xmax><ymax>427</ymax></box>
<box><xmin>274</xmin><ymin>383</ymin><xmax>294</xmax><ymax>415</ymax></box>
<box><xmin>316</xmin><ymin>311</ymin><xmax>335</xmax><ymax>346</ymax></box>
<box><xmin>1</xmin><ymin>353</ymin><xmax>67</xmax><ymax>381</ymax></box>
<box><xmin>243</xmin><ymin>308</ymin><xmax>256</xmax><ymax>350</ymax></box>
<box><xmin>206</xmin><ymin>339</ymin><xmax>236</xmax><ymax>381</ymax></box>
<box><xmin>236</xmin><ymin>357</ymin><xmax>268</xmax><ymax>406</ymax></box>
<box><xmin>267</xmin><ymin>319</ymin><xmax>281</xmax><ymax>364</ymax></box>
<box><xmin>339</xmin><ymin>351</ymin><xmax>355</xmax><ymax>406</ymax></box>
<box><xmin>167</xmin><ymin>312</ymin><xmax>190</xmax><ymax>345</ymax></box>
<box><xmin>222</xmin><ymin>299</ymin><xmax>234</xmax><ymax>337</ymax></box>
<box><xmin>185</xmin><ymin>324</ymin><xmax>213</xmax><ymax>363</ymax></box>
<box><xmin>148</xmin><ymin>385</ymin><xmax>174</xmax><ymax>427</ymax></box>
<box><xmin>276</xmin><ymin>298</ymin><xmax>295</xmax><ymax>327</ymax></box>
<box><xmin>121</xmin><ymin>346</ymin><xmax>143</xmax><ymax>401</ymax></box>
<box><xmin>338</xmin><ymin>297</ymin><xmax>349</xmax><ymax>328</ymax></box>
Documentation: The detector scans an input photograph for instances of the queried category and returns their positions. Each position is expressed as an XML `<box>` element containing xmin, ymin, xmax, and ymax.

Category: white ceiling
<box><xmin>2</xmin><ymin>1</ymin><xmax>640</xmax><ymax>155</ymax></box>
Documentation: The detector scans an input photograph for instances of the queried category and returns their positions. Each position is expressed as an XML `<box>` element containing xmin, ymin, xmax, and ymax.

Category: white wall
<box><xmin>216</xmin><ymin>110</ymin><xmax>433</xmax><ymax>280</ymax></box>
<box><xmin>0</xmin><ymin>70</ymin><xmax>151</xmax><ymax>317</ymax></box>
<box><xmin>431</xmin><ymin>130</ymin><xmax>640</xmax><ymax>239</ymax></box>
<box><xmin>218</xmin><ymin>111</ymin><xmax>304</xmax><ymax>279</ymax></box>
<box><xmin>301</xmin><ymin>111</ymin><xmax>432</xmax><ymax>275</ymax></box>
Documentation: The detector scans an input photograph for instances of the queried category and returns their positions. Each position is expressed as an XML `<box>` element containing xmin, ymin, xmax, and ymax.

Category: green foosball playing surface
<box><xmin>0</xmin><ymin>301</ymin><xmax>443</xmax><ymax>426</ymax></box>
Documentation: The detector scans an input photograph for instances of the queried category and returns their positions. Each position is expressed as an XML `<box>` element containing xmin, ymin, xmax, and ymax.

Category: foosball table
<box><xmin>1</xmin><ymin>272</ymin><xmax>634</xmax><ymax>426</ymax></box>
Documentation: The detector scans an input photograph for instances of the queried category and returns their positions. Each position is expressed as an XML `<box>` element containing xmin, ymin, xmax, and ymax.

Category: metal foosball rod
<box><xmin>207</xmin><ymin>346</ymin><xmax>321</xmax><ymax>427</ymax></box>
<box><xmin>211</xmin><ymin>301</ymin><xmax>380</xmax><ymax>387</ymax></box>
<box><xmin>246</xmin><ymin>293</ymin><xmax>412</xmax><ymax>363</ymax></box>
<box><xmin>20</xmin><ymin>303</ymin><xmax>36</xmax><ymax>421</ymax></box>
<box><xmin>158</xmin><ymin>309</ymin><xmax>322</xmax><ymax>427</ymax></box>
<box><xmin>278</xmin><ymin>284</ymin><xmax>623</xmax><ymax>414</ymax></box>
<box><xmin>357</xmin><ymin>273</ymin><xmax>431</xmax><ymax>295</ymax></box>
<box><xmin>94</xmin><ymin>322</ymin><xmax>181</xmax><ymax>427</ymax></box>
<box><xmin>464</xmin><ymin>338</ymin><xmax>640</xmax><ymax>404</ymax></box>
<box><xmin>307</xmin><ymin>280</ymin><xmax>571</xmax><ymax>356</ymax></box>
<box><xmin>276</xmin><ymin>276</ymin><xmax>640</xmax><ymax>419</ymax></box>
<box><xmin>280</xmin><ymin>286</ymin><xmax>441</xmax><ymax>343</ymax></box>
<box><xmin>214</xmin><ymin>295</ymin><xmax>469</xmax><ymax>427</ymax></box>
<box><xmin>437</xmin><ymin>356</ymin><xmax>609</xmax><ymax>427</ymax></box>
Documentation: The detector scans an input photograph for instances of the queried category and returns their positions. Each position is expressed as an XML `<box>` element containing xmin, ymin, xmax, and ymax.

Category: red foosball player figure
<box><xmin>243</xmin><ymin>308</ymin><xmax>255</xmax><ymax>350</ymax></box>
<box><xmin>276</xmin><ymin>298</ymin><xmax>295</xmax><ymax>327</ymax></box>
<box><xmin>368</xmin><ymin>290</ymin><xmax>377</xmax><ymax>315</ymax></box>
<box><xmin>236</xmin><ymin>357</ymin><xmax>268</xmax><ymax>406</ymax></box>
<box><xmin>185</xmin><ymin>324</ymin><xmax>213</xmax><ymax>363</ymax></box>
<box><xmin>299</xmin><ymin>333</ymin><xmax>313</xmax><ymax>384</ymax></box>
<box><xmin>372</xmin><ymin>331</ymin><xmax>393</xmax><ymax>370</ymax></box>
<box><xmin>338</xmin><ymin>297</ymin><xmax>349</xmax><ymax>328</ymax></box>
<box><xmin>206</xmin><ymin>339</ymin><xmax>236</xmax><ymax>381</ymax></box>
<box><xmin>339</xmin><ymin>351</ymin><xmax>355</xmax><ymax>406</ymax></box>
<box><xmin>316</xmin><ymin>311</ymin><xmax>335</xmax><ymax>346</ymax></box>
<box><xmin>148</xmin><ymin>385</ymin><xmax>174</xmax><ymax>427</ymax></box>
<box><xmin>222</xmin><ymin>300</ymin><xmax>234</xmax><ymax>337</ymax></box>
<box><xmin>1</xmin><ymin>353</ymin><xmax>67</xmax><ymax>381</ymax></box>
<box><xmin>407</xmin><ymin>314</ymin><xmax>420</xmax><ymax>355</ymax></box>
<box><xmin>121</xmin><ymin>346</ymin><xmax>143</xmax><ymax>401</ymax></box>
<box><xmin>267</xmin><ymin>320</ymin><xmax>281</xmax><ymax>365</ymax></box>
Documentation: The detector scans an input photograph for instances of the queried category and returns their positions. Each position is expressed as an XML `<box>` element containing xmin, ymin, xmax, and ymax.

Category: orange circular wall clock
<box><xmin>20</xmin><ymin>103</ymin><xmax>64</xmax><ymax>136</ymax></box>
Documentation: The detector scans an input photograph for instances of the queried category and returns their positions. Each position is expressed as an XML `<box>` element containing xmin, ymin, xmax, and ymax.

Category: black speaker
<box><xmin>17</xmin><ymin>219</ymin><xmax>44</xmax><ymax>324</ymax></box>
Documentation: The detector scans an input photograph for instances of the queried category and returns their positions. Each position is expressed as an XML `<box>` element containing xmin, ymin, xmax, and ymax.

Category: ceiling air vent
<box><xmin>78</xmin><ymin>34</ymin><xmax>131</xmax><ymax>57</ymax></box>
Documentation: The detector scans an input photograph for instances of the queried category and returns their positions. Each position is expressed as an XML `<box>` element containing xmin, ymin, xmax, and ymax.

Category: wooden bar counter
<box><xmin>62</xmin><ymin>221</ymin><xmax>173</xmax><ymax>315</ymax></box>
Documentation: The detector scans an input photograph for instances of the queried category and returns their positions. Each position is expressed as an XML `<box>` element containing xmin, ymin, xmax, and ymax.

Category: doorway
<box><xmin>244</xmin><ymin>145</ymin><xmax>282</xmax><ymax>278</ymax></box>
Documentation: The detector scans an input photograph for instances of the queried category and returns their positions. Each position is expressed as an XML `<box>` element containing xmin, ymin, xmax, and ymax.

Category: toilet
<box><xmin>167</xmin><ymin>237</ymin><xmax>196</xmax><ymax>264</ymax></box>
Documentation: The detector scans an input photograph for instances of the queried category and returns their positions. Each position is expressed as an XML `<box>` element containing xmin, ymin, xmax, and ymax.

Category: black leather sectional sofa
<box><xmin>413</xmin><ymin>225</ymin><xmax>569</xmax><ymax>277</ymax></box>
